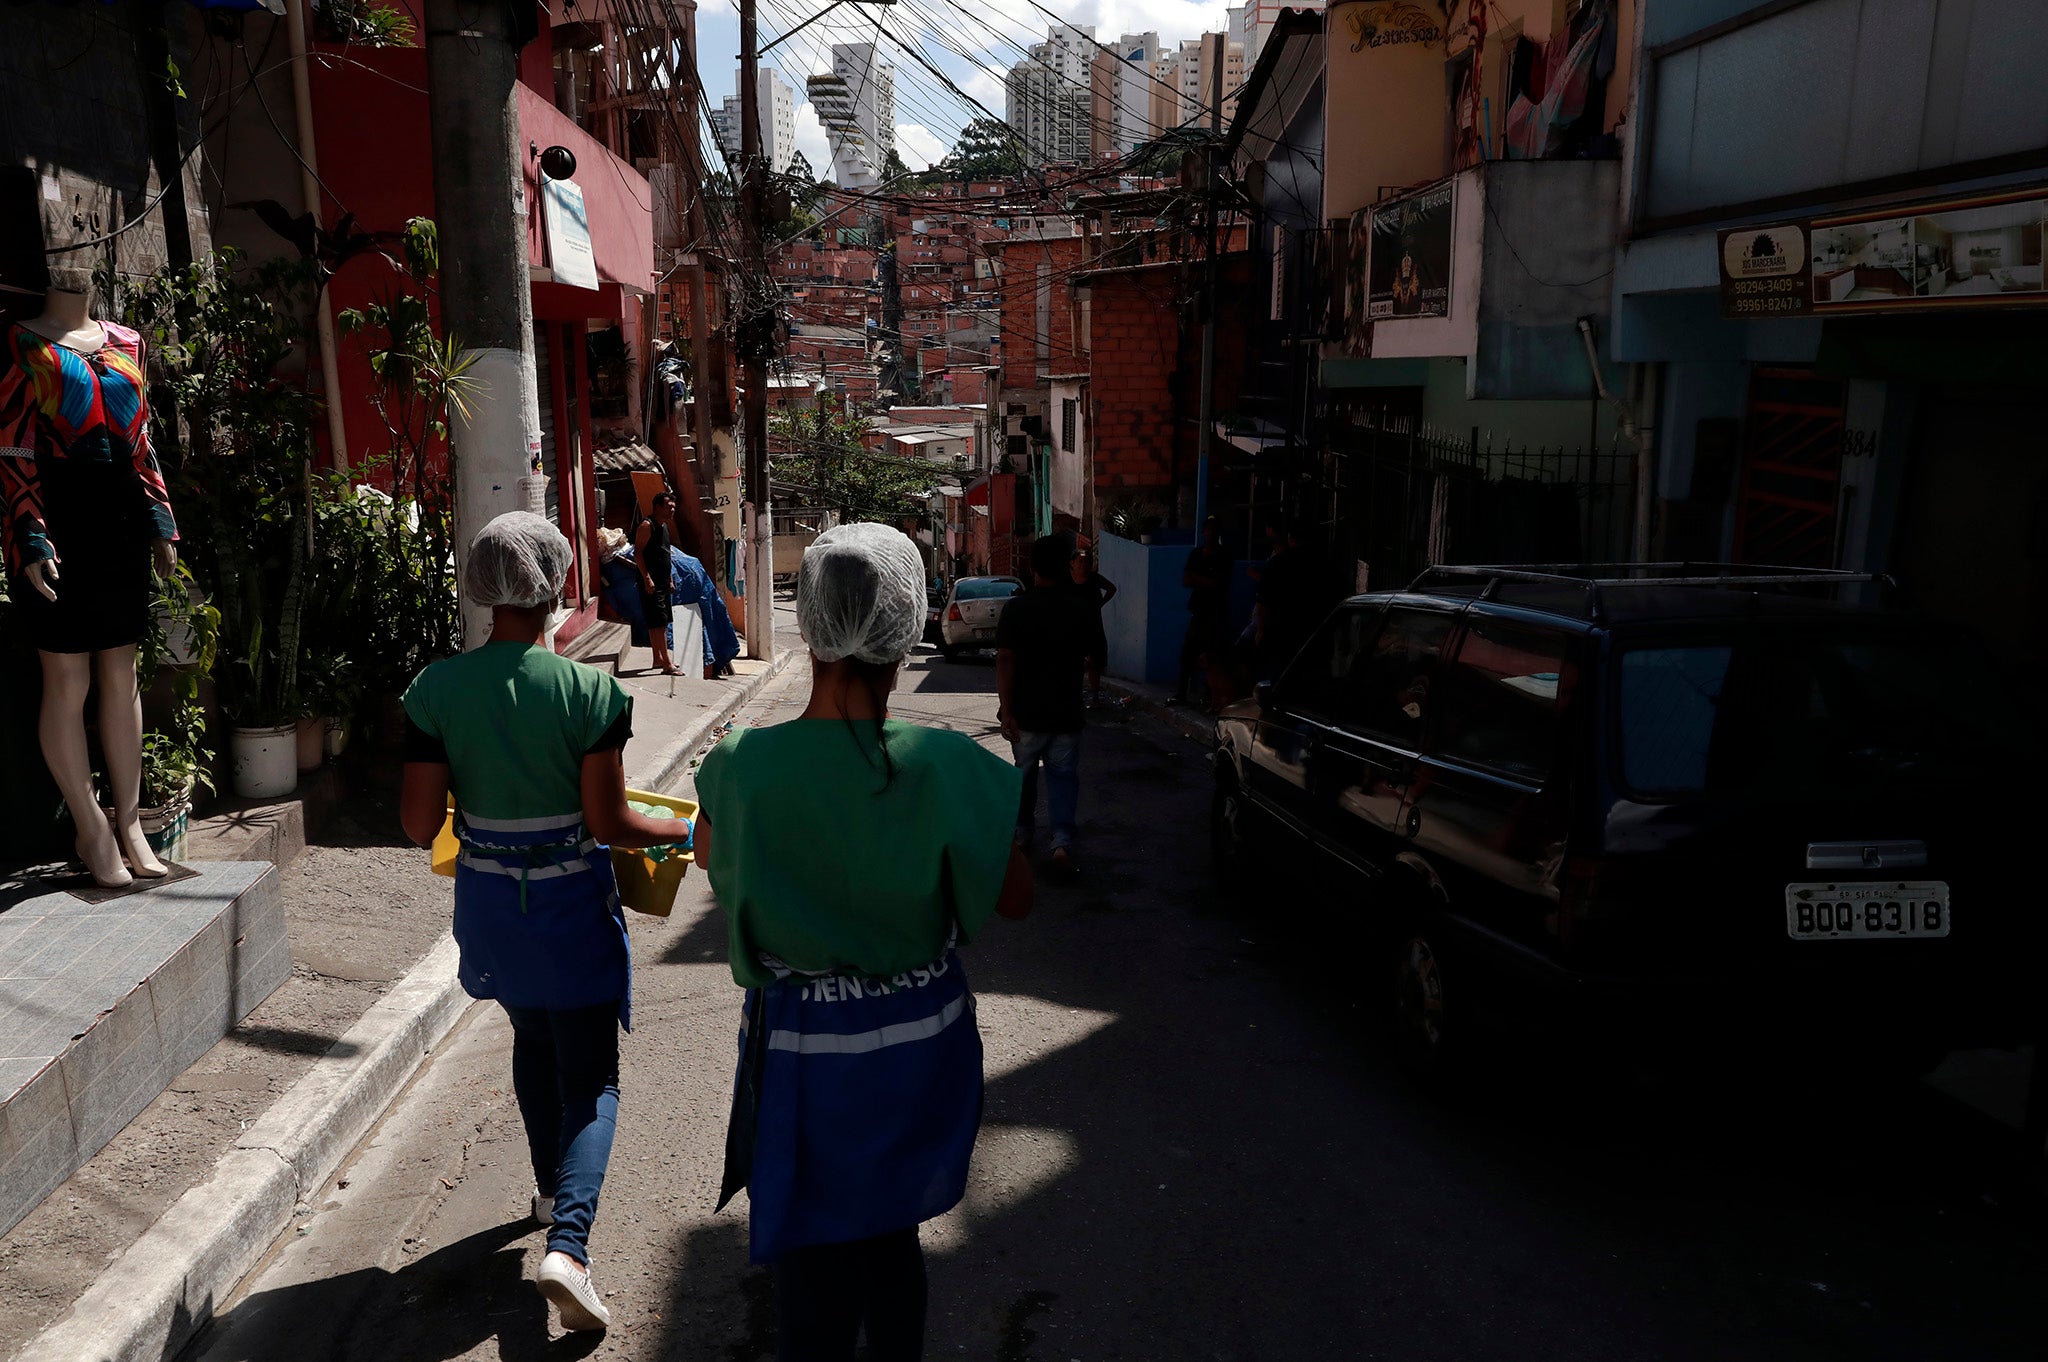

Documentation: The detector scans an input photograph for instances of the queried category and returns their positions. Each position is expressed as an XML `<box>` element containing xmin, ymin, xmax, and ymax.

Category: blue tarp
<box><xmin>601</xmin><ymin>547</ymin><xmax>741</xmax><ymax>669</ymax></box>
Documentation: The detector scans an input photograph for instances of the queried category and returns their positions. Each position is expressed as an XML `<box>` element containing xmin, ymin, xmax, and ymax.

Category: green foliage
<box><xmin>113</xmin><ymin>217</ymin><xmax>462</xmax><ymax>740</ymax></box>
<box><xmin>114</xmin><ymin>249</ymin><xmax>321</xmax><ymax>726</ymax></box>
<box><xmin>942</xmin><ymin>118</ymin><xmax>1025</xmax><ymax>181</ymax></box>
<box><xmin>319</xmin><ymin>0</ymin><xmax>417</xmax><ymax>47</ymax></box>
<box><xmin>771</xmin><ymin>406</ymin><xmax>942</xmax><ymax>523</ymax></box>
<box><xmin>137</xmin><ymin>564</ymin><xmax>220</xmax><ymax>809</ymax></box>
<box><xmin>140</xmin><ymin>708</ymin><xmax>215</xmax><ymax>809</ymax></box>
<box><xmin>332</xmin><ymin>216</ymin><xmax>466</xmax><ymax>692</ymax></box>
<box><xmin>1100</xmin><ymin>496</ymin><xmax>1167</xmax><ymax>540</ymax></box>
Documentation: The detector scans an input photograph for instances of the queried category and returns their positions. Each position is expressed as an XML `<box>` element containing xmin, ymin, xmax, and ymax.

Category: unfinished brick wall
<box><xmin>998</xmin><ymin>236</ymin><xmax>1084</xmax><ymax>391</ymax></box>
<box><xmin>1088</xmin><ymin>267</ymin><xmax>1185</xmax><ymax>496</ymax></box>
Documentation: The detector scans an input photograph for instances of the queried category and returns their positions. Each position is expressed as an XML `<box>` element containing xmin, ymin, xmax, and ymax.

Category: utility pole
<box><xmin>677</xmin><ymin>1</ymin><xmax>720</xmax><ymax>574</ymax></box>
<box><xmin>426</xmin><ymin>0</ymin><xmax>543</xmax><ymax>649</ymax></box>
<box><xmin>739</xmin><ymin>0</ymin><xmax>774</xmax><ymax>658</ymax></box>
<box><xmin>1193</xmin><ymin>33</ymin><xmax>1224</xmax><ymax>531</ymax></box>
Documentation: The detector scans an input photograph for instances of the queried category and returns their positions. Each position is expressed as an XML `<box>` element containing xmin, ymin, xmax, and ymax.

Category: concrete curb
<box><xmin>633</xmin><ymin>646</ymin><xmax>800</xmax><ymax>793</ymax></box>
<box><xmin>17</xmin><ymin>937</ymin><xmax>468</xmax><ymax>1362</ymax></box>
<box><xmin>16</xmin><ymin>649</ymin><xmax>797</xmax><ymax>1362</ymax></box>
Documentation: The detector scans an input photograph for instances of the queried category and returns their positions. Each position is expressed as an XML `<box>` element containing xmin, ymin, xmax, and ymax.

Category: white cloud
<box><xmin>897</xmin><ymin>124</ymin><xmax>948</xmax><ymax>171</ymax></box>
<box><xmin>792</xmin><ymin>101</ymin><xmax>832</xmax><ymax>179</ymax></box>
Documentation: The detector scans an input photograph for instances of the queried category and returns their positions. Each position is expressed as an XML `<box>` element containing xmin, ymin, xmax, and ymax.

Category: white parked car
<box><xmin>937</xmin><ymin>576</ymin><xmax>1022</xmax><ymax>658</ymax></box>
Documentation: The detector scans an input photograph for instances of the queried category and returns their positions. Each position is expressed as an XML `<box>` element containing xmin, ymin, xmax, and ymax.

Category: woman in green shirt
<box><xmin>400</xmin><ymin>512</ymin><xmax>690</xmax><ymax>1335</ymax></box>
<box><xmin>694</xmin><ymin>522</ymin><xmax>1032</xmax><ymax>1361</ymax></box>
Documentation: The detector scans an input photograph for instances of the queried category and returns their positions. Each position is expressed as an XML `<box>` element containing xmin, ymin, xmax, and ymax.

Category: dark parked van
<box><xmin>1210</xmin><ymin>565</ymin><xmax>2041</xmax><ymax>1079</ymax></box>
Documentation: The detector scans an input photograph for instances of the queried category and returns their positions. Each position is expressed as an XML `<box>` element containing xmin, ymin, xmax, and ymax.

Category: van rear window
<box><xmin>1618</xmin><ymin>633</ymin><xmax>2018</xmax><ymax>796</ymax></box>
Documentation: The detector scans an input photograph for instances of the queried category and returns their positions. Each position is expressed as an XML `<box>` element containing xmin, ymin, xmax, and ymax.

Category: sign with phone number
<box><xmin>1718</xmin><ymin>224</ymin><xmax>1812</xmax><ymax>319</ymax></box>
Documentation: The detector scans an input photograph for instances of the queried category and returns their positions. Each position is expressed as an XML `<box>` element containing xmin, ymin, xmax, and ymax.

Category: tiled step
<box><xmin>0</xmin><ymin>861</ymin><xmax>287</xmax><ymax>1235</ymax></box>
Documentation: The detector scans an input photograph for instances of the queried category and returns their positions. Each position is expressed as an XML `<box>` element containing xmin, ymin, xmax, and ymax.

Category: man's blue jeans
<box><xmin>502</xmin><ymin>1002</ymin><xmax>620</xmax><ymax>1263</ymax></box>
<box><xmin>1012</xmin><ymin>730</ymin><xmax>1082</xmax><ymax>850</ymax></box>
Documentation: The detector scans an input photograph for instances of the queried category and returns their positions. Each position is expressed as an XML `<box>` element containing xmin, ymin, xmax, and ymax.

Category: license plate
<box><xmin>1785</xmin><ymin>882</ymin><xmax>1950</xmax><ymax>940</ymax></box>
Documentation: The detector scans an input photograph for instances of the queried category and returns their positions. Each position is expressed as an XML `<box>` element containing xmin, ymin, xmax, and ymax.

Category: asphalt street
<box><xmin>182</xmin><ymin>645</ymin><xmax>2048</xmax><ymax>1362</ymax></box>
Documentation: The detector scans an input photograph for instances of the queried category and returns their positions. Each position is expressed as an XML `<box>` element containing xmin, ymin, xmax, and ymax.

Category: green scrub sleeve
<box><xmin>943</xmin><ymin>739</ymin><xmax>1026</xmax><ymax>943</ymax></box>
<box><xmin>585</xmin><ymin>675</ymin><xmax>632</xmax><ymax>753</ymax></box>
<box><xmin>399</xmin><ymin>668</ymin><xmax>435</xmax><ymax>738</ymax></box>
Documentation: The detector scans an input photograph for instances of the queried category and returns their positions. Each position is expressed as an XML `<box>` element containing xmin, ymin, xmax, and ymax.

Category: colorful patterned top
<box><xmin>0</xmin><ymin>321</ymin><xmax>178</xmax><ymax>580</ymax></box>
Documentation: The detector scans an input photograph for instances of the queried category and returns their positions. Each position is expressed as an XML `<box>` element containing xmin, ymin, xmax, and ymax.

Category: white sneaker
<box><xmin>537</xmin><ymin>1249</ymin><xmax>610</xmax><ymax>1331</ymax></box>
<box><xmin>531</xmin><ymin>1192</ymin><xmax>554</xmax><ymax>1226</ymax></box>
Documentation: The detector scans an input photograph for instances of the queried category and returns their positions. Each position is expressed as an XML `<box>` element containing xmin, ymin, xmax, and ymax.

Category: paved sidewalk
<box><xmin>4</xmin><ymin>599</ymin><xmax>802</xmax><ymax>1362</ymax></box>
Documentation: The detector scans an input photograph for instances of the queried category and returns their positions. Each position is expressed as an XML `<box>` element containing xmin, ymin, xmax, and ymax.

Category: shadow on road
<box><xmin>186</xmin><ymin>1221</ymin><xmax>599</xmax><ymax>1362</ymax></box>
<box><xmin>645</xmin><ymin>649</ymin><xmax>2048</xmax><ymax>1361</ymax></box>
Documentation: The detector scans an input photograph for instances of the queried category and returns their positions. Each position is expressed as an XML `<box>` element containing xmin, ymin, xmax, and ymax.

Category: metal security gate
<box><xmin>534</xmin><ymin>325</ymin><xmax>562</xmax><ymax>525</ymax></box>
<box><xmin>1732</xmin><ymin>367</ymin><xmax>1846</xmax><ymax>568</ymax></box>
<box><xmin>1328</xmin><ymin>417</ymin><xmax>1635</xmax><ymax>590</ymax></box>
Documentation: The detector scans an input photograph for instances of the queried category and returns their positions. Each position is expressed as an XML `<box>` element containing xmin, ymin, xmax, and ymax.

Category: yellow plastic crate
<box><xmin>431</xmin><ymin>789</ymin><xmax>697</xmax><ymax>917</ymax></box>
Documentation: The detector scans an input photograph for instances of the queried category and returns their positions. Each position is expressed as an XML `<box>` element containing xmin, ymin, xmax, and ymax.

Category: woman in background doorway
<box><xmin>634</xmin><ymin>492</ymin><xmax>679</xmax><ymax>675</ymax></box>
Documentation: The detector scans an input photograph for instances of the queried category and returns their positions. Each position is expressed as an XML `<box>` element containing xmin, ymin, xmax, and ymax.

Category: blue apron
<box><xmin>719</xmin><ymin>945</ymin><xmax>982</xmax><ymax>1263</ymax></box>
<box><xmin>451</xmin><ymin>810</ymin><xmax>633</xmax><ymax>1030</ymax></box>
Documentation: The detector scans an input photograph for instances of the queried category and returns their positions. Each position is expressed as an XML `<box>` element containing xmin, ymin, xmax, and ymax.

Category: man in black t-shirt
<box><xmin>996</xmin><ymin>535</ymin><xmax>1108</xmax><ymax>877</ymax></box>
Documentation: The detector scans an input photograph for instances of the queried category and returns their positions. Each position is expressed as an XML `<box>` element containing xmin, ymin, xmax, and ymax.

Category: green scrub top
<box><xmin>694</xmin><ymin>719</ymin><xmax>1024</xmax><ymax>989</ymax></box>
<box><xmin>402</xmin><ymin>642</ymin><xmax>630</xmax><ymax>822</ymax></box>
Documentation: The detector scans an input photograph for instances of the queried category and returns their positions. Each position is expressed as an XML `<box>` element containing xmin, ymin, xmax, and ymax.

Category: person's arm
<box><xmin>580</xmin><ymin>747</ymin><xmax>692</xmax><ymax>848</ymax></box>
<box><xmin>1097</xmin><ymin>575</ymin><xmax>1117</xmax><ymax>605</ymax></box>
<box><xmin>993</xmin><ymin>842</ymin><xmax>1033</xmax><ymax>920</ymax></box>
<box><xmin>400</xmin><ymin>761</ymin><xmax>450</xmax><ymax>848</ymax></box>
<box><xmin>633</xmin><ymin>523</ymin><xmax>656</xmax><ymax>591</ymax></box>
<box><xmin>1182</xmin><ymin>550</ymin><xmax>1201</xmax><ymax>589</ymax></box>
<box><xmin>995</xmin><ymin>646</ymin><xmax>1019</xmax><ymax>742</ymax></box>
<box><xmin>689</xmin><ymin>811</ymin><xmax>711</xmax><ymax>866</ymax></box>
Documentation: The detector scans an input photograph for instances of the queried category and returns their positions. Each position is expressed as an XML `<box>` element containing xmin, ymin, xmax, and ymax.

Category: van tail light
<box><xmin>947</xmin><ymin>604</ymin><xmax>964</xmax><ymax>622</ymax></box>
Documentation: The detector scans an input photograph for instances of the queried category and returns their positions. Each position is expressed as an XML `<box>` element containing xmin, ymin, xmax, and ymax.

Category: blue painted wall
<box><xmin>1100</xmin><ymin>533</ymin><xmax>1187</xmax><ymax>684</ymax></box>
<box><xmin>1101</xmin><ymin>531</ymin><xmax>1260</xmax><ymax>685</ymax></box>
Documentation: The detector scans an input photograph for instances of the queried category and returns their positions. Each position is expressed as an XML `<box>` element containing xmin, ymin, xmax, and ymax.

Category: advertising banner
<box><xmin>1368</xmin><ymin>178</ymin><xmax>1454</xmax><ymax>320</ymax></box>
<box><xmin>541</xmin><ymin>177</ymin><xmax>599</xmax><ymax>291</ymax></box>
<box><xmin>1720</xmin><ymin>188</ymin><xmax>2047</xmax><ymax>319</ymax></box>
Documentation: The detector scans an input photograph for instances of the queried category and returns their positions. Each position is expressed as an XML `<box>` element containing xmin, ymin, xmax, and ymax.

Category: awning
<box><xmin>1226</xmin><ymin>9</ymin><xmax>1326</xmax><ymax>173</ymax></box>
<box><xmin>595</xmin><ymin>440</ymin><xmax>663</xmax><ymax>476</ymax></box>
<box><xmin>1216</xmin><ymin>418</ymin><xmax>1298</xmax><ymax>456</ymax></box>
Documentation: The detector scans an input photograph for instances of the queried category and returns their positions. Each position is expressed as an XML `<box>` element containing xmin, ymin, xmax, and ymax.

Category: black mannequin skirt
<box><xmin>13</xmin><ymin>462</ymin><xmax>153</xmax><ymax>655</ymax></box>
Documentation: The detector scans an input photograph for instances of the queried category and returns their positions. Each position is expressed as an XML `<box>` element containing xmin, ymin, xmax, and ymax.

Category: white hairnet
<box><xmin>464</xmin><ymin>511</ymin><xmax>572</xmax><ymax>609</ymax></box>
<box><xmin>797</xmin><ymin>522</ymin><xmax>925</xmax><ymax>665</ymax></box>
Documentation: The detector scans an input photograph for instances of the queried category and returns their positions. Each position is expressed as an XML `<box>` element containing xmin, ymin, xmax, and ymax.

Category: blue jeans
<box><xmin>503</xmin><ymin>1002</ymin><xmax>620</xmax><ymax>1262</ymax></box>
<box><xmin>1012</xmin><ymin>730</ymin><xmax>1081</xmax><ymax>850</ymax></box>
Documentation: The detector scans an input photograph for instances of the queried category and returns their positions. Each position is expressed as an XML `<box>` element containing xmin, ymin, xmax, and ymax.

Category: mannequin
<box><xmin>2</xmin><ymin>266</ymin><xmax>180</xmax><ymax>888</ymax></box>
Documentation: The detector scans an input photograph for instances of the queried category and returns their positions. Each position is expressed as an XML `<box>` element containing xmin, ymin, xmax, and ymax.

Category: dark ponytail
<box><xmin>843</xmin><ymin>657</ymin><xmax>898</xmax><ymax>788</ymax></box>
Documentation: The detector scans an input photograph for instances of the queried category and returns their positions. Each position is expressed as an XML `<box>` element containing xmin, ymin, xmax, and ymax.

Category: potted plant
<box><xmin>124</xmin><ymin>566</ymin><xmax>220</xmax><ymax>859</ymax></box>
<box><xmin>133</xmin><ymin>705</ymin><xmax>216</xmax><ymax>861</ymax></box>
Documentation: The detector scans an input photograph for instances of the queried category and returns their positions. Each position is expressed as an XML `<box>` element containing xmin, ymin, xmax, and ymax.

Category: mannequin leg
<box><xmin>97</xmin><ymin>645</ymin><xmax>167</xmax><ymax>878</ymax></box>
<box><xmin>38</xmin><ymin>651</ymin><xmax>132</xmax><ymax>889</ymax></box>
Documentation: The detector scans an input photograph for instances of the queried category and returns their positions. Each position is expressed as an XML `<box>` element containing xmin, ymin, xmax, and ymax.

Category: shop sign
<box><xmin>1718</xmin><ymin>223</ymin><xmax>1810</xmax><ymax>319</ymax></box>
<box><xmin>1721</xmin><ymin>188</ymin><xmax>2048</xmax><ymax>319</ymax></box>
<box><xmin>541</xmin><ymin>177</ymin><xmax>599</xmax><ymax>291</ymax></box>
<box><xmin>1339</xmin><ymin>1</ymin><xmax>1448</xmax><ymax>51</ymax></box>
<box><xmin>1368</xmin><ymin>178</ymin><xmax>1455</xmax><ymax>320</ymax></box>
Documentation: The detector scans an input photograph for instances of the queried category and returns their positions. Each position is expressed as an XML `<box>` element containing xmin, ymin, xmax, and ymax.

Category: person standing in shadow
<box><xmin>693</xmin><ymin>522</ymin><xmax>1034</xmax><ymax>1361</ymax></box>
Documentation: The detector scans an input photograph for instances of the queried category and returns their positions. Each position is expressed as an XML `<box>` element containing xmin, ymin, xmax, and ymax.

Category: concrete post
<box><xmin>425</xmin><ymin>0</ymin><xmax>544</xmax><ymax>650</ymax></box>
<box><xmin>1193</xmin><ymin>43</ymin><xmax>1224</xmax><ymax>531</ymax></box>
<box><xmin>739</xmin><ymin>0</ymin><xmax>775</xmax><ymax>658</ymax></box>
